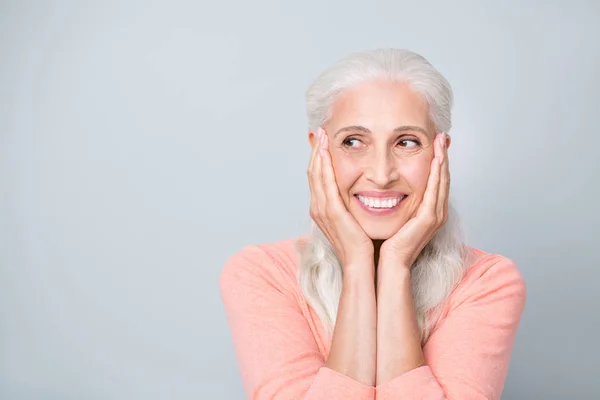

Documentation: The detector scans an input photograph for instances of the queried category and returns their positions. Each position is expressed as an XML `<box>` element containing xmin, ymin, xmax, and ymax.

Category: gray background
<box><xmin>1</xmin><ymin>0</ymin><xmax>599</xmax><ymax>399</ymax></box>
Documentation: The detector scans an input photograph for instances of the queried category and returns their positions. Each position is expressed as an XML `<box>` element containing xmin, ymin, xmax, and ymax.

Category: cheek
<box><xmin>332</xmin><ymin>151</ymin><xmax>433</xmax><ymax>195</ymax></box>
<box><xmin>331</xmin><ymin>154</ymin><xmax>362</xmax><ymax>193</ymax></box>
<box><xmin>402</xmin><ymin>158</ymin><xmax>431</xmax><ymax>192</ymax></box>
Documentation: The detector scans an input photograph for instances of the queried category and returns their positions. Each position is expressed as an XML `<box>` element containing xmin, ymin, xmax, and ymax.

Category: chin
<box><xmin>361</xmin><ymin>222</ymin><xmax>404</xmax><ymax>241</ymax></box>
<box><xmin>348</xmin><ymin>196</ymin><xmax>412</xmax><ymax>241</ymax></box>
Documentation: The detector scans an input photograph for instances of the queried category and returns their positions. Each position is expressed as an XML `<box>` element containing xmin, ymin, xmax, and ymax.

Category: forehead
<box><xmin>328</xmin><ymin>80</ymin><xmax>432</xmax><ymax>133</ymax></box>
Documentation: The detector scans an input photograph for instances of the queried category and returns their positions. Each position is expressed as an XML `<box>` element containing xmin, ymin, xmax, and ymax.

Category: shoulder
<box><xmin>218</xmin><ymin>234</ymin><xmax>308</xmax><ymax>299</ymax></box>
<box><xmin>448</xmin><ymin>247</ymin><xmax>527</xmax><ymax>311</ymax></box>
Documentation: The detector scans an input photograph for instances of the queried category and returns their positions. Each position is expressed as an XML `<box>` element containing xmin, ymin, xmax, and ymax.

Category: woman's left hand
<box><xmin>379</xmin><ymin>133</ymin><xmax>450</xmax><ymax>269</ymax></box>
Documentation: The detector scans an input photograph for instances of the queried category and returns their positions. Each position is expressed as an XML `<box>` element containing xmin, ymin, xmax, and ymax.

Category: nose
<box><xmin>364</xmin><ymin>150</ymin><xmax>400</xmax><ymax>187</ymax></box>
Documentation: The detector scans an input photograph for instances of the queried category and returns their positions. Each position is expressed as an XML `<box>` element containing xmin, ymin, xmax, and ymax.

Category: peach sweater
<box><xmin>219</xmin><ymin>235</ymin><xmax>526</xmax><ymax>399</ymax></box>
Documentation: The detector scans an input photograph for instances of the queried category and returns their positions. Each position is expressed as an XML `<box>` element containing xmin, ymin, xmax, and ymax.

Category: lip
<box><xmin>355</xmin><ymin>191</ymin><xmax>406</xmax><ymax>198</ymax></box>
<box><xmin>354</xmin><ymin>194</ymin><xmax>407</xmax><ymax>216</ymax></box>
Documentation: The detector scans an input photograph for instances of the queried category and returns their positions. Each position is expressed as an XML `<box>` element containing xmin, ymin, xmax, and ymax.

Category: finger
<box><xmin>437</xmin><ymin>133</ymin><xmax>450</xmax><ymax>221</ymax></box>
<box><xmin>319</xmin><ymin>131</ymin><xmax>346</xmax><ymax>216</ymax></box>
<box><xmin>418</xmin><ymin>133</ymin><xmax>443</xmax><ymax>220</ymax></box>
<box><xmin>307</xmin><ymin>127</ymin><xmax>321</xmax><ymax>176</ymax></box>
<box><xmin>308</xmin><ymin>128</ymin><xmax>323</xmax><ymax>203</ymax></box>
<box><xmin>312</xmin><ymin>128</ymin><xmax>327</xmax><ymax>218</ymax></box>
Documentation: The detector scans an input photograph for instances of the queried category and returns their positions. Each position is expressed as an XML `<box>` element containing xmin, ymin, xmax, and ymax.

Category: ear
<box><xmin>445</xmin><ymin>134</ymin><xmax>452</xmax><ymax>149</ymax></box>
<box><xmin>308</xmin><ymin>129</ymin><xmax>319</xmax><ymax>149</ymax></box>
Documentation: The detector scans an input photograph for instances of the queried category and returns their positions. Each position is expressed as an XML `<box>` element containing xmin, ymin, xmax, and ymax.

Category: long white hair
<box><xmin>296</xmin><ymin>48</ymin><xmax>472</xmax><ymax>345</ymax></box>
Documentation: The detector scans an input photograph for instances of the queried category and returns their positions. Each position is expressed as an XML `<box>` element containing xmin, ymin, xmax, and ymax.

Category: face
<box><xmin>311</xmin><ymin>80</ymin><xmax>447</xmax><ymax>240</ymax></box>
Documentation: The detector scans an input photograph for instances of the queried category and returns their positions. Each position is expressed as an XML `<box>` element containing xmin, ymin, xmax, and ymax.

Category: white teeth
<box><xmin>357</xmin><ymin>195</ymin><xmax>405</xmax><ymax>209</ymax></box>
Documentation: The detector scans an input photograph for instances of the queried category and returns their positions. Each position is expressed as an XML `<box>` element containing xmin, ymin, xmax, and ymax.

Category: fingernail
<box><xmin>440</xmin><ymin>134</ymin><xmax>446</xmax><ymax>148</ymax></box>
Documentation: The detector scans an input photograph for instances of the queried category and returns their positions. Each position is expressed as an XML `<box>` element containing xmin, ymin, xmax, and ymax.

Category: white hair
<box><xmin>296</xmin><ymin>48</ymin><xmax>471</xmax><ymax>344</ymax></box>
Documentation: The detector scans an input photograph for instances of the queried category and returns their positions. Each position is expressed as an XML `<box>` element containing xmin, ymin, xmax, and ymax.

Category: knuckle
<box><xmin>441</xmin><ymin>210</ymin><xmax>449</xmax><ymax>222</ymax></box>
<box><xmin>423</xmin><ymin>212</ymin><xmax>437</xmax><ymax>225</ymax></box>
<box><xmin>313</xmin><ymin>208</ymin><xmax>322</xmax><ymax>219</ymax></box>
<box><xmin>327</xmin><ymin>206</ymin><xmax>342</xmax><ymax>221</ymax></box>
<box><xmin>324</xmin><ymin>201</ymin><xmax>335</xmax><ymax>214</ymax></box>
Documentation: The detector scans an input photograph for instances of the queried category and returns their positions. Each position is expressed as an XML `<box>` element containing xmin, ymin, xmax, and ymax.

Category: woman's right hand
<box><xmin>307</xmin><ymin>127</ymin><xmax>374</xmax><ymax>270</ymax></box>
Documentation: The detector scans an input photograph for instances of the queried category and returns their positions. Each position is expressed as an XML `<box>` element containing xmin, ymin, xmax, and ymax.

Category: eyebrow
<box><xmin>332</xmin><ymin>125</ymin><xmax>429</xmax><ymax>139</ymax></box>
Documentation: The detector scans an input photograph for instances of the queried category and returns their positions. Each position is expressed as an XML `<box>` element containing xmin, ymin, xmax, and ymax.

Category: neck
<box><xmin>373</xmin><ymin>239</ymin><xmax>384</xmax><ymax>288</ymax></box>
<box><xmin>373</xmin><ymin>239</ymin><xmax>384</xmax><ymax>267</ymax></box>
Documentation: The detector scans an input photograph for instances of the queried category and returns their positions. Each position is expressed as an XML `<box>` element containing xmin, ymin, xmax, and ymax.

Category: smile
<box><xmin>354</xmin><ymin>194</ymin><xmax>407</xmax><ymax>215</ymax></box>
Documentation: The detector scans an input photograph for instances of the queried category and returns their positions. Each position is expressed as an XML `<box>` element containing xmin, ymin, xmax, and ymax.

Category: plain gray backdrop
<box><xmin>1</xmin><ymin>1</ymin><xmax>599</xmax><ymax>399</ymax></box>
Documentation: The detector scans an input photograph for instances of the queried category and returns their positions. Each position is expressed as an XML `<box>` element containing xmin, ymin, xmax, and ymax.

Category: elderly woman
<box><xmin>219</xmin><ymin>48</ymin><xmax>526</xmax><ymax>400</ymax></box>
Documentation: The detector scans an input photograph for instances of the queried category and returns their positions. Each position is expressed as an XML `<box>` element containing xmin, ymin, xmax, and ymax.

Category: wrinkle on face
<box><xmin>322</xmin><ymin>79</ymin><xmax>438</xmax><ymax>239</ymax></box>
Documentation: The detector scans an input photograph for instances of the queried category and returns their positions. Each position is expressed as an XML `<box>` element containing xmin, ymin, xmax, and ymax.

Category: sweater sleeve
<box><xmin>375</xmin><ymin>256</ymin><xmax>527</xmax><ymax>400</ymax></box>
<box><xmin>219</xmin><ymin>244</ymin><xmax>375</xmax><ymax>400</ymax></box>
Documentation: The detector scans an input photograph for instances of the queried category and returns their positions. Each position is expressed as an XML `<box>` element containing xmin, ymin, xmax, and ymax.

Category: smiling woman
<box><xmin>219</xmin><ymin>48</ymin><xmax>526</xmax><ymax>400</ymax></box>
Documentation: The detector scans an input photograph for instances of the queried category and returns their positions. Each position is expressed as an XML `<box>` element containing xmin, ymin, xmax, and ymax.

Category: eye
<box><xmin>398</xmin><ymin>138</ymin><xmax>420</xmax><ymax>148</ymax></box>
<box><xmin>342</xmin><ymin>137</ymin><xmax>362</xmax><ymax>148</ymax></box>
<box><xmin>341</xmin><ymin>137</ymin><xmax>422</xmax><ymax>149</ymax></box>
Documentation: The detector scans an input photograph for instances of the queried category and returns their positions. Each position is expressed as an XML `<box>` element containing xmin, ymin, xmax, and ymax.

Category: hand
<box><xmin>308</xmin><ymin>127</ymin><xmax>374</xmax><ymax>268</ymax></box>
<box><xmin>379</xmin><ymin>133</ymin><xmax>450</xmax><ymax>269</ymax></box>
